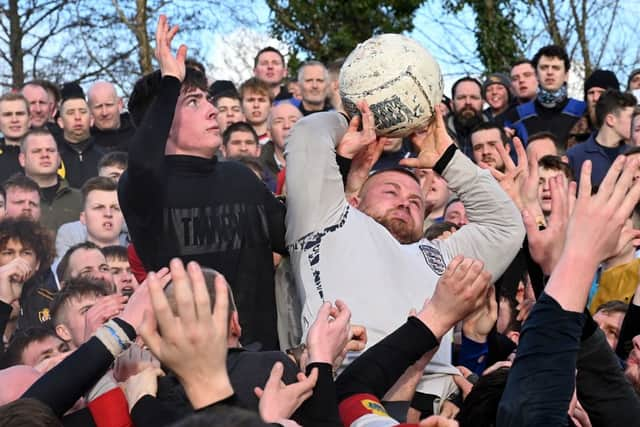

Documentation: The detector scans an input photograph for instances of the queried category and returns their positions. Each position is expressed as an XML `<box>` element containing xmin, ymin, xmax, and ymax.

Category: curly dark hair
<box><xmin>0</xmin><ymin>218</ymin><xmax>55</xmax><ymax>273</ymax></box>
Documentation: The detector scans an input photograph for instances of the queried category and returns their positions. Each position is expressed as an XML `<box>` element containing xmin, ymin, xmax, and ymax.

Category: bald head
<box><xmin>268</xmin><ymin>102</ymin><xmax>302</xmax><ymax>150</ymax></box>
<box><xmin>87</xmin><ymin>81</ymin><xmax>122</xmax><ymax>130</ymax></box>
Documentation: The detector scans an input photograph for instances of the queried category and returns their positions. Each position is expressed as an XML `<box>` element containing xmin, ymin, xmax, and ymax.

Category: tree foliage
<box><xmin>443</xmin><ymin>0</ymin><xmax>525</xmax><ymax>74</ymax></box>
<box><xmin>0</xmin><ymin>0</ymin><xmax>249</xmax><ymax>93</ymax></box>
<box><xmin>266</xmin><ymin>0</ymin><xmax>425</xmax><ymax>64</ymax></box>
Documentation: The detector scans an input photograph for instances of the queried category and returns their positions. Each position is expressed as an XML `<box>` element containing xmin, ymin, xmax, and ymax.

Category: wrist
<box><xmin>183</xmin><ymin>375</ymin><xmax>234</xmax><ymax>410</ymax></box>
<box><xmin>416</xmin><ymin>305</ymin><xmax>453</xmax><ymax>340</ymax></box>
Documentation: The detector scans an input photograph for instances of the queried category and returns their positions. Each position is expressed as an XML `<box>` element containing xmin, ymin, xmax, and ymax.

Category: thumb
<box><xmin>521</xmin><ymin>209</ymin><xmax>539</xmax><ymax>236</ymax></box>
<box><xmin>348</xmin><ymin>115</ymin><xmax>361</xmax><ymax>132</ymax></box>
<box><xmin>254</xmin><ymin>386</ymin><xmax>264</xmax><ymax>399</ymax></box>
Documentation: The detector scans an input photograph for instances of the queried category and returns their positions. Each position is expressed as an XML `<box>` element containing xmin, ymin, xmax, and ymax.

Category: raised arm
<box><xmin>497</xmin><ymin>157</ymin><xmax>640</xmax><ymax>427</ymax></box>
<box><xmin>284</xmin><ymin>111</ymin><xmax>351</xmax><ymax>244</ymax></box>
<box><xmin>119</xmin><ymin>15</ymin><xmax>186</xmax><ymax>212</ymax></box>
<box><xmin>401</xmin><ymin>109</ymin><xmax>525</xmax><ymax>280</ymax></box>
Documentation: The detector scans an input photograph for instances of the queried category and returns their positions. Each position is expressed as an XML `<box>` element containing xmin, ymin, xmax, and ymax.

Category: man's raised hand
<box><xmin>0</xmin><ymin>257</ymin><xmax>34</xmax><ymax>304</ymax></box>
<box><xmin>154</xmin><ymin>15</ymin><xmax>186</xmax><ymax>81</ymax></box>
<box><xmin>139</xmin><ymin>259</ymin><xmax>233</xmax><ymax>409</ymax></box>
<box><xmin>336</xmin><ymin>101</ymin><xmax>377</xmax><ymax>159</ymax></box>
<box><xmin>400</xmin><ymin>106</ymin><xmax>454</xmax><ymax>170</ymax></box>
<box><xmin>417</xmin><ymin>255</ymin><xmax>492</xmax><ymax>338</ymax></box>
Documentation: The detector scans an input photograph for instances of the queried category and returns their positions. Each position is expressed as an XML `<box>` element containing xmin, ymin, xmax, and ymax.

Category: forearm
<box><xmin>497</xmin><ymin>292</ymin><xmax>585</xmax><ymax>427</ymax></box>
<box><xmin>545</xmin><ymin>249</ymin><xmax>599</xmax><ymax>313</ymax></box>
<box><xmin>294</xmin><ymin>362</ymin><xmax>341</xmax><ymax>427</ymax></box>
<box><xmin>335</xmin><ymin>317</ymin><xmax>439</xmax><ymax>402</ymax></box>
<box><xmin>284</xmin><ymin>112</ymin><xmax>350</xmax><ymax>244</ymax></box>
<box><xmin>22</xmin><ymin>318</ymin><xmax>136</xmax><ymax>417</ymax></box>
<box><xmin>435</xmin><ymin>147</ymin><xmax>525</xmax><ymax>280</ymax></box>
<box><xmin>129</xmin><ymin>76</ymin><xmax>178</xmax><ymax>170</ymax></box>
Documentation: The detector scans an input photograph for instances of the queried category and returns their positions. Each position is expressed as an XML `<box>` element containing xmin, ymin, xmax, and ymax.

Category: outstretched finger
<box><xmin>170</xmin><ymin>259</ymin><xmax>197</xmax><ymax>326</ymax></box>
<box><xmin>486</xmin><ymin>166</ymin><xmax>505</xmax><ymax>182</ymax></box>
<box><xmin>187</xmin><ymin>262</ymin><xmax>211</xmax><ymax>322</ymax></box>
<box><xmin>547</xmin><ymin>175</ymin><xmax>568</xmax><ymax>228</ymax></box>
<box><xmin>211</xmin><ymin>273</ymin><xmax>230</xmax><ymax>336</ymax></box>
<box><xmin>619</xmin><ymin>169</ymin><xmax>640</xmax><ymax>219</ymax></box>
<box><xmin>443</xmin><ymin>255</ymin><xmax>465</xmax><ymax>279</ymax></box>
<box><xmin>577</xmin><ymin>161</ymin><xmax>593</xmax><ymax>203</ymax></box>
<box><xmin>264</xmin><ymin>361</ymin><xmax>285</xmax><ymax>393</ymax></box>
<box><xmin>139</xmin><ymin>282</ymin><xmax>163</xmax><ymax>356</ymax></box>
<box><xmin>176</xmin><ymin>44</ymin><xmax>188</xmax><ymax>66</ymax></box>
<box><xmin>347</xmin><ymin>114</ymin><xmax>361</xmax><ymax>134</ymax></box>
<box><xmin>166</xmin><ymin>24</ymin><xmax>180</xmax><ymax>46</ymax></box>
<box><xmin>608</xmin><ymin>156</ymin><xmax>637</xmax><ymax>208</ymax></box>
<box><xmin>512</xmin><ymin>136</ymin><xmax>527</xmax><ymax>170</ymax></box>
<box><xmin>495</xmin><ymin>139</ymin><xmax>515</xmax><ymax>172</ymax></box>
<box><xmin>596</xmin><ymin>156</ymin><xmax>626</xmax><ymax>203</ymax></box>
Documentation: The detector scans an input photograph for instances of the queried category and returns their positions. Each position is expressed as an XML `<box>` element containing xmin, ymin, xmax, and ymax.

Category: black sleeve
<box><xmin>616</xmin><ymin>298</ymin><xmax>640</xmax><ymax>360</ymax></box>
<box><xmin>22</xmin><ymin>319</ymin><xmax>136</xmax><ymax>417</ymax></box>
<box><xmin>577</xmin><ymin>312</ymin><xmax>640</xmax><ymax>427</ymax></box>
<box><xmin>497</xmin><ymin>292</ymin><xmax>585</xmax><ymax>427</ymax></box>
<box><xmin>336</xmin><ymin>154</ymin><xmax>352</xmax><ymax>187</ymax></box>
<box><xmin>293</xmin><ymin>362</ymin><xmax>341</xmax><ymax>427</ymax></box>
<box><xmin>0</xmin><ymin>301</ymin><xmax>11</xmax><ymax>355</ymax></box>
<box><xmin>335</xmin><ymin>316</ymin><xmax>439</xmax><ymax>402</ymax></box>
<box><xmin>130</xmin><ymin>395</ymin><xmax>183</xmax><ymax>427</ymax></box>
<box><xmin>263</xmin><ymin>185</ymin><xmax>287</xmax><ymax>255</ymax></box>
<box><xmin>119</xmin><ymin>76</ymin><xmax>181</xmax><ymax>214</ymax></box>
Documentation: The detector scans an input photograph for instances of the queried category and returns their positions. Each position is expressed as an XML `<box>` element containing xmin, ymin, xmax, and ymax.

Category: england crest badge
<box><xmin>419</xmin><ymin>244</ymin><xmax>446</xmax><ymax>275</ymax></box>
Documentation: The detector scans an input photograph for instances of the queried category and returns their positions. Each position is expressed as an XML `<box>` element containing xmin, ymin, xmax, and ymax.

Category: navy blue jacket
<box><xmin>566</xmin><ymin>134</ymin><xmax>628</xmax><ymax>187</ymax></box>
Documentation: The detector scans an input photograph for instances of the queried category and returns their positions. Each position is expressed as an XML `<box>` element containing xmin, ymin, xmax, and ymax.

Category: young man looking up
<box><xmin>120</xmin><ymin>16</ymin><xmax>286</xmax><ymax>350</ymax></box>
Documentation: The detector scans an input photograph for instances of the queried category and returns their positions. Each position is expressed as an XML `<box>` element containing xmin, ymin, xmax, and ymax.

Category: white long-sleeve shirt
<box><xmin>285</xmin><ymin>111</ymin><xmax>525</xmax><ymax>377</ymax></box>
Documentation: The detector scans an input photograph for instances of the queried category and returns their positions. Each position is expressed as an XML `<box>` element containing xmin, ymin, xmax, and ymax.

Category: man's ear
<box><xmin>348</xmin><ymin>195</ymin><xmax>360</xmax><ymax>208</ymax></box>
<box><xmin>229</xmin><ymin>311</ymin><xmax>241</xmax><ymax>338</ymax></box>
<box><xmin>605</xmin><ymin>113</ymin><xmax>616</xmax><ymax>128</ymax></box>
<box><xmin>220</xmin><ymin>145</ymin><xmax>227</xmax><ymax>158</ymax></box>
<box><xmin>79</xmin><ymin>211</ymin><xmax>86</xmax><ymax>225</ymax></box>
<box><xmin>57</xmin><ymin>116</ymin><xmax>64</xmax><ymax>129</ymax></box>
<box><xmin>55</xmin><ymin>324</ymin><xmax>71</xmax><ymax>342</ymax></box>
<box><xmin>18</xmin><ymin>153</ymin><xmax>26</xmax><ymax>168</ymax></box>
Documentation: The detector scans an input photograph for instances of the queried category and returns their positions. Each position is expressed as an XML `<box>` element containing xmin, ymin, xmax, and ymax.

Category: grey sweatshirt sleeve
<box><xmin>284</xmin><ymin>112</ymin><xmax>350</xmax><ymax>245</ymax></box>
<box><xmin>432</xmin><ymin>149</ymin><xmax>526</xmax><ymax>280</ymax></box>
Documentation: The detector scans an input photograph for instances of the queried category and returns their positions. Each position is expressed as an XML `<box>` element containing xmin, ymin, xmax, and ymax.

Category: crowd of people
<box><xmin>1</xmin><ymin>13</ymin><xmax>640</xmax><ymax>427</ymax></box>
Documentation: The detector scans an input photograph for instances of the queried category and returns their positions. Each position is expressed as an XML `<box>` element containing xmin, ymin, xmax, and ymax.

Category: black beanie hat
<box><xmin>584</xmin><ymin>70</ymin><xmax>619</xmax><ymax>99</ymax></box>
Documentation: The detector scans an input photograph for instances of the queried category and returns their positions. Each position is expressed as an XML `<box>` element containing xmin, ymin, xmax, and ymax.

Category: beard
<box><xmin>454</xmin><ymin>108</ymin><xmax>483</xmax><ymax>129</ymax></box>
<box><xmin>370</xmin><ymin>208</ymin><xmax>421</xmax><ymax>244</ymax></box>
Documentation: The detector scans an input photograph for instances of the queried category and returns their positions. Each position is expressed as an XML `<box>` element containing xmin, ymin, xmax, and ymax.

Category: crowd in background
<box><xmin>1</xmin><ymin>14</ymin><xmax>640</xmax><ymax>427</ymax></box>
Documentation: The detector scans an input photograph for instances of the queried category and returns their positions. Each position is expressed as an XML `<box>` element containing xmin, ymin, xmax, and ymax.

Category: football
<box><xmin>339</xmin><ymin>34</ymin><xmax>443</xmax><ymax>138</ymax></box>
